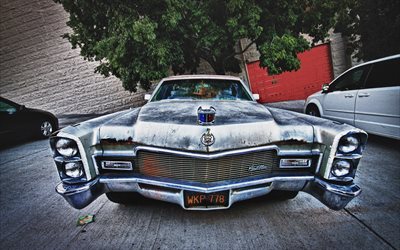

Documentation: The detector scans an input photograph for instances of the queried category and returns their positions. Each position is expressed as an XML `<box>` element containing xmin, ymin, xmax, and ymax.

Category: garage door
<box><xmin>247</xmin><ymin>43</ymin><xmax>333</xmax><ymax>103</ymax></box>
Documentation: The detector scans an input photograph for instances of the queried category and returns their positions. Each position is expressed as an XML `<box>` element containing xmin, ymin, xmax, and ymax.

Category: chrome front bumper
<box><xmin>56</xmin><ymin>175</ymin><xmax>361</xmax><ymax>210</ymax></box>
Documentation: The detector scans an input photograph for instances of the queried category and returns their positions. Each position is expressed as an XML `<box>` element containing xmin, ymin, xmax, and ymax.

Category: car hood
<box><xmin>138</xmin><ymin>100</ymin><xmax>274</xmax><ymax>125</ymax></box>
<box><xmin>98</xmin><ymin>100</ymin><xmax>315</xmax><ymax>152</ymax></box>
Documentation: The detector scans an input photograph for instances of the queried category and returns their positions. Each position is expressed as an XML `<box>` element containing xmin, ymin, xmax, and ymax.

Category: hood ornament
<box><xmin>197</xmin><ymin>106</ymin><xmax>216</xmax><ymax>125</ymax></box>
<box><xmin>201</xmin><ymin>128</ymin><xmax>215</xmax><ymax>146</ymax></box>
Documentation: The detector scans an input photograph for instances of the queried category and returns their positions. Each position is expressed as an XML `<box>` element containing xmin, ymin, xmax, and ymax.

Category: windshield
<box><xmin>151</xmin><ymin>79</ymin><xmax>252</xmax><ymax>101</ymax></box>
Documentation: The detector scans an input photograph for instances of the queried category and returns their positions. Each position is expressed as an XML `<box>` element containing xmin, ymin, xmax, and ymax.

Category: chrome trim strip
<box><xmin>355</xmin><ymin>111</ymin><xmax>400</xmax><ymax>118</ymax></box>
<box><xmin>102</xmin><ymin>150</ymin><xmax>135</xmax><ymax>157</ymax></box>
<box><xmin>313</xmin><ymin>178</ymin><xmax>361</xmax><ymax>197</ymax></box>
<box><xmin>133</xmin><ymin>145</ymin><xmax>280</xmax><ymax>159</ymax></box>
<box><xmin>324</xmin><ymin>109</ymin><xmax>354</xmax><ymax>114</ymax></box>
<box><xmin>92</xmin><ymin>149</ymin><xmax>102</xmax><ymax>175</ymax></box>
<box><xmin>99</xmin><ymin>175</ymin><xmax>314</xmax><ymax>193</ymax></box>
<box><xmin>101</xmin><ymin>161</ymin><xmax>133</xmax><ymax>171</ymax></box>
<box><xmin>335</xmin><ymin>154</ymin><xmax>362</xmax><ymax>160</ymax></box>
<box><xmin>56</xmin><ymin>174</ymin><xmax>361</xmax><ymax>210</ymax></box>
<box><xmin>92</xmin><ymin>155</ymin><xmax>100</xmax><ymax>175</ymax></box>
<box><xmin>279</xmin><ymin>158</ymin><xmax>312</xmax><ymax>168</ymax></box>
<box><xmin>315</xmin><ymin>153</ymin><xmax>324</xmax><ymax>174</ymax></box>
<box><xmin>100</xmin><ymin>145</ymin><xmax>319</xmax><ymax>159</ymax></box>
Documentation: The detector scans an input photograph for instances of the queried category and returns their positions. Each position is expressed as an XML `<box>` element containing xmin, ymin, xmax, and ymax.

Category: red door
<box><xmin>247</xmin><ymin>43</ymin><xmax>333</xmax><ymax>103</ymax></box>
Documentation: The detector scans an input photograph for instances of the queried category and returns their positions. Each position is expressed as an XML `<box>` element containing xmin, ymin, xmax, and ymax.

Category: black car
<box><xmin>0</xmin><ymin>97</ymin><xmax>59</xmax><ymax>144</ymax></box>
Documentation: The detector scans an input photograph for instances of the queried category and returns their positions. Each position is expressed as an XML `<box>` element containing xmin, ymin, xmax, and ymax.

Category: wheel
<box><xmin>39</xmin><ymin>120</ymin><xmax>54</xmax><ymax>138</ymax></box>
<box><xmin>306</xmin><ymin>105</ymin><xmax>321</xmax><ymax>117</ymax></box>
<box><xmin>268</xmin><ymin>190</ymin><xmax>299</xmax><ymax>200</ymax></box>
<box><xmin>106</xmin><ymin>192</ymin><xmax>142</xmax><ymax>204</ymax></box>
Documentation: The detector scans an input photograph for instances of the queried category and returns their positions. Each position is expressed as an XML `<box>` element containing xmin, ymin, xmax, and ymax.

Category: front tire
<box><xmin>306</xmin><ymin>105</ymin><xmax>321</xmax><ymax>117</ymax></box>
<box><xmin>106</xmin><ymin>192</ymin><xmax>142</xmax><ymax>204</ymax></box>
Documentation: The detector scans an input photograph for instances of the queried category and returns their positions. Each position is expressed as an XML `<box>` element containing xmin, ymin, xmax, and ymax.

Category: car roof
<box><xmin>331</xmin><ymin>54</ymin><xmax>400</xmax><ymax>83</ymax></box>
<box><xmin>350</xmin><ymin>54</ymin><xmax>400</xmax><ymax>69</ymax></box>
<box><xmin>161</xmin><ymin>74</ymin><xmax>242</xmax><ymax>81</ymax></box>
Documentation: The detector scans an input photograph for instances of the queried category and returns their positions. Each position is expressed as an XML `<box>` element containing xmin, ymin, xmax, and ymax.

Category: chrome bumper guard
<box><xmin>56</xmin><ymin>175</ymin><xmax>361</xmax><ymax>210</ymax></box>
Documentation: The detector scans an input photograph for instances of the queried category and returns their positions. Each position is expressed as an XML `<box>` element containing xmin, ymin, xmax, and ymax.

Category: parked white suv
<box><xmin>305</xmin><ymin>54</ymin><xmax>400</xmax><ymax>139</ymax></box>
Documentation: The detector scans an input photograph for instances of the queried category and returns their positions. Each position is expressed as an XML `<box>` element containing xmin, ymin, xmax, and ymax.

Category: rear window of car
<box><xmin>151</xmin><ymin>79</ymin><xmax>252</xmax><ymax>101</ymax></box>
<box><xmin>365</xmin><ymin>58</ymin><xmax>400</xmax><ymax>88</ymax></box>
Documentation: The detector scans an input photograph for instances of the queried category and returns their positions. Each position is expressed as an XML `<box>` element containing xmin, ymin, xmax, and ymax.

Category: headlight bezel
<box><xmin>50</xmin><ymin>136</ymin><xmax>87</xmax><ymax>183</ymax></box>
<box><xmin>327</xmin><ymin>132</ymin><xmax>367</xmax><ymax>182</ymax></box>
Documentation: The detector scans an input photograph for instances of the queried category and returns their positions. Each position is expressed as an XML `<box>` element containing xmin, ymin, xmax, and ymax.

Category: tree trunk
<box><xmin>208</xmin><ymin>59</ymin><xmax>226</xmax><ymax>75</ymax></box>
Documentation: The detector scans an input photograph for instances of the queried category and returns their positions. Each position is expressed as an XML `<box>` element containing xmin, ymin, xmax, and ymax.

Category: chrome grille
<box><xmin>136</xmin><ymin>150</ymin><xmax>279</xmax><ymax>183</ymax></box>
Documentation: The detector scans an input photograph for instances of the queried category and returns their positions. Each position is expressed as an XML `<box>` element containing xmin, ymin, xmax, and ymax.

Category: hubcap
<box><xmin>41</xmin><ymin>121</ymin><xmax>53</xmax><ymax>137</ymax></box>
<box><xmin>308</xmin><ymin>109</ymin><xmax>318</xmax><ymax>117</ymax></box>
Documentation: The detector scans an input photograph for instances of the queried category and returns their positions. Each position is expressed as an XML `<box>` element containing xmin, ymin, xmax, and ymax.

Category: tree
<box><xmin>335</xmin><ymin>0</ymin><xmax>400</xmax><ymax>61</ymax></box>
<box><xmin>55</xmin><ymin>0</ymin><xmax>346</xmax><ymax>92</ymax></box>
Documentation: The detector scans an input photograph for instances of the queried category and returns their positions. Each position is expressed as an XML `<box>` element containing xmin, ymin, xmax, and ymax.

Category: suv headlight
<box><xmin>338</xmin><ymin>135</ymin><xmax>359</xmax><ymax>154</ymax></box>
<box><xmin>56</xmin><ymin>138</ymin><xmax>78</xmax><ymax>157</ymax></box>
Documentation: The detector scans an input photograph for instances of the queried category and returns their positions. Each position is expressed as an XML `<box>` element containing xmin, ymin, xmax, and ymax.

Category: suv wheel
<box><xmin>306</xmin><ymin>105</ymin><xmax>321</xmax><ymax>117</ymax></box>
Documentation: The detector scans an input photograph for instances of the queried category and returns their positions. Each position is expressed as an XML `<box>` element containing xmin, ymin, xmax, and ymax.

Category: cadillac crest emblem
<box><xmin>197</xmin><ymin>106</ymin><xmax>216</xmax><ymax>125</ymax></box>
<box><xmin>201</xmin><ymin>128</ymin><xmax>215</xmax><ymax>146</ymax></box>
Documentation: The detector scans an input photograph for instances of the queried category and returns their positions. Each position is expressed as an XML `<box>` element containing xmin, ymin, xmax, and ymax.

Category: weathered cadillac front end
<box><xmin>50</xmin><ymin>75</ymin><xmax>367</xmax><ymax>210</ymax></box>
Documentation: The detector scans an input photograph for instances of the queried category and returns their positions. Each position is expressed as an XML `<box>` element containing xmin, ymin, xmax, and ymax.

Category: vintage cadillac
<box><xmin>50</xmin><ymin>75</ymin><xmax>367</xmax><ymax>210</ymax></box>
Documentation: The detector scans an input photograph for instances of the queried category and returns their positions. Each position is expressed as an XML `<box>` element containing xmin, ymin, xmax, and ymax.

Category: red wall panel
<box><xmin>247</xmin><ymin>43</ymin><xmax>333</xmax><ymax>103</ymax></box>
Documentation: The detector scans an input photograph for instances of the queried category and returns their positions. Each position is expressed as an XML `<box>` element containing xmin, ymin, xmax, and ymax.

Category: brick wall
<box><xmin>0</xmin><ymin>0</ymin><xmax>351</xmax><ymax>115</ymax></box>
<box><xmin>0</xmin><ymin>0</ymin><xmax>147</xmax><ymax>116</ymax></box>
<box><xmin>241</xmin><ymin>32</ymin><xmax>352</xmax><ymax>79</ymax></box>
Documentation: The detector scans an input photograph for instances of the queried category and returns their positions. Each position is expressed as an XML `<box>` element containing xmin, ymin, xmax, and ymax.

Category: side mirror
<box><xmin>252</xmin><ymin>94</ymin><xmax>260</xmax><ymax>101</ymax></box>
<box><xmin>321</xmin><ymin>84</ymin><xmax>330</xmax><ymax>93</ymax></box>
<box><xmin>144</xmin><ymin>94</ymin><xmax>151</xmax><ymax>101</ymax></box>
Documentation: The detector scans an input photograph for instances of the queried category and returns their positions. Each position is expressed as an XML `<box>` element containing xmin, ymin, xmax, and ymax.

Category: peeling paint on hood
<box><xmin>98</xmin><ymin>100</ymin><xmax>315</xmax><ymax>152</ymax></box>
<box><xmin>138</xmin><ymin>100</ymin><xmax>274</xmax><ymax>125</ymax></box>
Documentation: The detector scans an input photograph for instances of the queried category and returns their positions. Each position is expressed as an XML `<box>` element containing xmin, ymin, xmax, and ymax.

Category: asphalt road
<box><xmin>0</xmin><ymin>135</ymin><xmax>399</xmax><ymax>250</ymax></box>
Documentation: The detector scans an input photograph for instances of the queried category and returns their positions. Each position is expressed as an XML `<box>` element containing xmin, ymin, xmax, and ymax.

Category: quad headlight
<box><xmin>55</xmin><ymin>138</ymin><xmax>78</xmax><ymax>157</ymax></box>
<box><xmin>65</xmin><ymin>161</ymin><xmax>84</xmax><ymax>178</ymax></box>
<box><xmin>331</xmin><ymin>160</ymin><xmax>351</xmax><ymax>177</ymax></box>
<box><xmin>51</xmin><ymin>137</ymin><xmax>86</xmax><ymax>183</ymax></box>
<box><xmin>338</xmin><ymin>135</ymin><xmax>359</xmax><ymax>154</ymax></box>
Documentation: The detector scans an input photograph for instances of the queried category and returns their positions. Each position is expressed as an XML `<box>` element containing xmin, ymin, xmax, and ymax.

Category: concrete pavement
<box><xmin>0</xmin><ymin>135</ymin><xmax>399</xmax><ymax>249</ymax></box>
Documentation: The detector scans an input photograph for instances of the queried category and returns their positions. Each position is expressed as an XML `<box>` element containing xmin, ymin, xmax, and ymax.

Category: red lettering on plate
<box><xmin>187</xmin><ymin>196</ymin><xmax>194</xmax><ymax>205</ymax></box>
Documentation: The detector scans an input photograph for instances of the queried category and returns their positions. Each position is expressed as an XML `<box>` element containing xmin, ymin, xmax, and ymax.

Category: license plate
<box><xmin>184</xmin><ymin>191</ymin><xmax>229</xmax><ymax>208</ymax></box>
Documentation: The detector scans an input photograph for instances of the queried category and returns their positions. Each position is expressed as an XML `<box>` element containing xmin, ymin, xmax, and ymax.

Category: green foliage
<box><xmin>335</xmin><ymin>0</ymin><xmax>400</xmax><ymax>61</ymax></box>
<box><xmin>55</xmin><ymin>0</ymin><xmax>345</xmax><ymax>92</ymax></box>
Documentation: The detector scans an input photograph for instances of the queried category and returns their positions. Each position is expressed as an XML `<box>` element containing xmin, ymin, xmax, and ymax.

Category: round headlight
<box><xmin>65</xmin><ymin>162</ymin><xmax>83</xmax><ymax>178</ymax></box>
<box><xmin>56</xmin><ymin>138</ymin><xmax>78</xmax><ymax>157</ymax></box>
<box><xmin>338</xmin><ymin>136</ymin><xmax>359</xmax><ymax>154</ymax></box>
<box><xmin>332</xmin><ymin>160</ymin><xmax>351</xmax><ymax>177</ymax></box>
